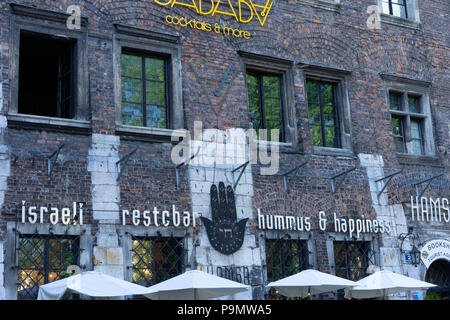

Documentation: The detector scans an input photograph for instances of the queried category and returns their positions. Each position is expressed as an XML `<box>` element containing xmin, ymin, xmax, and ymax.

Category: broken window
<box><xmin>18</xmin><ymin>32</ymin><xmax>75</xmax><ymax>119</ymax></box>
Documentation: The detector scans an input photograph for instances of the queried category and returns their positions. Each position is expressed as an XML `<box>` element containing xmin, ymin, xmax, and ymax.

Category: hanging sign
<box><xmin>420</xmin><ymin>239</ymin><xmax>450</xmax><ymax>268</ymax></box>
<box><xmin>201</xmin><ymin>182</ymin><xmax>248</xmax><ymax>255</ymax></box>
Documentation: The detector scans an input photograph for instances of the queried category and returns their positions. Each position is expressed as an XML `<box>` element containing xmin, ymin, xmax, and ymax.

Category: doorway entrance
<box><xmin>425</xmin><ymin>259</ymin><xmax>450</xmax><ymax>299</ymax></box>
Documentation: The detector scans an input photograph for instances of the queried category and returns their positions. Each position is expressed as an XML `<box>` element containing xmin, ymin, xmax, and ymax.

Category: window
<box><xmin>389</xmin><ymin>92</ymin><xmax>426</xmax><ymax>155</ymax></box>
<box><xmin>265</xmin><ymin>238</ymin><xmax>309</xmax><ymax>299</ymax></box>
<box><xmin>18</xmin><ymin>32</ymin><xmax>75</xmax><ymax>119</ymax></box>
<box><xmin>9</xmin><ymin>4</ymin><xmax>89</xmax><ymax>126</ymax></box>
<box><xmin>121</xmin><ymin>51</ymin><xmax>169</xmax><ymax>129</ymax></box>
<box><xmin>382</xmin><ymin>0</ymin><xmax>408</xmax><ymax>19</ymax></box>
<box><xmin>378</xmin><ymin>0</ymin><xmax>420</xmax><ymax>26</ymax></box>
<box><xmin>246</xmin><ymin>72</ymin><xmax>284</xmax><ymax>142</ymax></box>
<box><xmin>113</xmin><ymin>25</ymin><xmax>183</xmax><ymax>137</ymax></box>
<box><xmin>333</xmin><ymin>241</ymin><xmax>374</xmax><ymax>299</ymax></box>
<box><xmin>306</xmin><ymin>80</ymin><xmax>340</xmax><ymax>148</ymax></box>
<box><xmin>240</xmin><ymin>51</ymin><xmax>298</xmax><ymax>148</ymax></box>
<box><xmin>302</xmin><ymin>66</ymin><xmax>353</xmax><ymax>155</ymax></box>
<box><xmin>131</xmin><ymin>236</ymin><xmax>184</xmax><ymax>287</ymax></box>
<box><xmin>17</xmin><ymin>234</ymin><xmax>80</xmax><ymax>300</ymax></box>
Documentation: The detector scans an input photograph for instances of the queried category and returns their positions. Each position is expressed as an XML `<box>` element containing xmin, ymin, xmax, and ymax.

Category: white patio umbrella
<box><xmin>266</xmin><ymin>269</ymin><xmax>357</xmax><ymax>298</ymax></box>
<box><xmin>37</xmin><ymin>271</ymin><xmax>150</xmax><ymax>300</ymax></box>
<box><xmin>143</xmin><ymin>270</ymin><xmax>250</xmax><ymax>300</ymax></box>
<box><xmin>344</xmin><ymin>270</ymin><xmax>437</xmax><ymax>300</ymax></box>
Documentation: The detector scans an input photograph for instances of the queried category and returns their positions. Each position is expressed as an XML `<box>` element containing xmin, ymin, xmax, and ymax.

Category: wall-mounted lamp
<box><xmin>398</xmin><ymin>227</ymin><xmax>421</xmax><ymax>266</ymax></box>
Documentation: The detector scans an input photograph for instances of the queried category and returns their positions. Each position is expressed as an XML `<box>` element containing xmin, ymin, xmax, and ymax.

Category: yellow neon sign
<box><xmin>154</xmin><ymin>0</ymin><xmax>273</xmax><ymax>27</ymax></box>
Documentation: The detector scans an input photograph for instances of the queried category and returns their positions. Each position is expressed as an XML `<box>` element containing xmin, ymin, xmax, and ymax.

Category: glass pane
<box><xmin>146</xmin><ymin>105</ymin><xmax>167</xmax><ymax>129</ymax></box>
<box><xmin>408</xmin><ymin>96</ymin><xmax>420</xmax><ymax>113</ymax></box>
<box><xmin>394</xmin><ymin>137</ymin><xmax>406</xmax><ymax>153</ymax></box>
<box><xmin>324</xmin><ymin>126</ymin><xmax>338</xmax><ymax>148</ymax></box>
<box><xmin>322</xmin><ymin>102</ymin><xmax>336</xmax><ymax>126</ymax></box>
<box><xmin>382</xmin><ymin>1</ymin><xmax>390</xmax><ymax>14</ymax></box>
<box><xmin>311</xmin><ymin>125</ymin><xmax>323</xmax><ymax>147</ymax></box>
<box><xmin>306</xmin><ymin>81</ymin><xmax>320</xmax><ymax>125</ymax></box>
<box><xmin>264</xmin><ymin>98</ymin><xmax>281</xmax><ymax>119</ymax></box>
<box><xmin>122</xmin><ymin>103</ymin><xmax>143</xmax><ymax>127</ymax></box>
<box><xmin>122</xmin><ymin>77</ymin><xmax>143</xmax><ymax>103</ymax></box>
<box><xmin>145</xmin><ymin>58</ymin><xmax>165</xmax><ymax>81</ymax></box>
<box><xmin>391</xmin><ymin>3</ymin><xmax>407</xmax><ymax>18</ymax></box>
<box><xmin>263</xmin><ymin>76</ymin><xmax>280</xmax><ymax>98</ymax></box>
<box><xmin>247</xmin><ymin>74</ymin><xmax>261</xmax><ymax>130</ymax></box>
<box><xmin>391</xmin><ymin>117</ymin><xmax>404</xmax><ymax>137</ymax></box>
<box><xmin>410</xmin><ymin>120</ymin><xmax>422</xmax><ymax>139</ymax></box>
<box><xmin>266</xmin><ymin>120</ymin><xmax>281</xmax><ymax>142</ymax></box>
<box><xmin>409</xmin><ymin>139</ymin><xmax>423</xmax><ymax>155</ymax></box>
<box><xmin>146</xmin><ymin>81</ymin><xmax>166</xmax><ymax>106</ymax></box>
<box><xmin>320</xmin><ymin>83</ymin><xmax>334</xmax><ymax>106</ymax></box>
<box><xmin>389</xmin><ymin>93</ymin><xmax>402</xmax><ymax>110</ymax></box>
<box><xmin>121</xmin><ymin>54</ymin><xmax>142</xmax><ymax>78</ymax></box>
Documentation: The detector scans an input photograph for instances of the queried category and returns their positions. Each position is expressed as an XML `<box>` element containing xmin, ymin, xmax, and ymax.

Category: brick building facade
<box><xmin>0</xmin><ymin>0</ymin><xmax>448</xmax><ymax>300</ymax></box>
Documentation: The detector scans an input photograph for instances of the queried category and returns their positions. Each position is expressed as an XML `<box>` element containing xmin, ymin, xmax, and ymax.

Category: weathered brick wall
<box><xmin>0</xmin><ymin>0</ymin><xmax>447</xmax><ymax>300</ymax></box>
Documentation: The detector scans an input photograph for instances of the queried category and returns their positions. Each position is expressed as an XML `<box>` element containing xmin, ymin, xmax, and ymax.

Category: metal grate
<box><xmin>131</xmin><ymin>236</ymin><xmax>184</xmax><ymax>288</ymax></box>
<box><xmin>17</xmin><ymin>234</ymin><xmax>80</xmax><ymax>300</ymax></box>
<box><xmin>265</xmin><ymin>238</ymin><xmax>309</xmax><ymax>300</ymax></box>
<box><xmin>333</xmin><ymin>241</ymin><xmax>375</xmax><ymax>299</ymax></box>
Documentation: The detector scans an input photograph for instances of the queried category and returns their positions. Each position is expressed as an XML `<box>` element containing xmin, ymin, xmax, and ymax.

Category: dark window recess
<box><xmin>18</xmin><ymin>32</ymin><xmax>75</xmax><ymax>119</ymax></box>
<box><xmin>306</xmin><ymin>79</ymin><xmax>341</xmax><ymax>148</ymax></box>
<box><xmin>121</xmin><ymin>51</ymin><xmax>169</xmax><ymax>129</ymax></box>
<box><xmin>265</xmin><ymin>238</ymin><xmax>309</xmax><ymax>300</ymax></box>
<box><xmin>333</xmin><ymin>241</ymin><xmax>375</xmax><ymax>299</ymax></box>
<box><xmin>246</xmin><ymin>72</ymin><xmax>284</xmax><ymax>142</ymax></box>
<box><xmin>131</xmin><ymin>236</ymin><xmax>184</xmax><ymax>289</ymax></box>
<box><xmin>17</xmin><ymin>234</ymin><xmax>80</xmax><ymax>300</ymax></box>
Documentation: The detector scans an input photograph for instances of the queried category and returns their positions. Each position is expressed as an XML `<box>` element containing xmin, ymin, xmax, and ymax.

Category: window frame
<box><xmin>246</xmin><ymin>70</ymin><xmax>285</xmax><ymax>143</ymax></box>
<box><xmin>306</xmin><ymin>78</ymin><xmax>342</xmax><ymax>149</ymax></box>
<box><xmin>113</xmin><ymin>25</ymin><xmax>184</xmax><ymax>141</ymax></box>
<box><xmin>4</xmin><ymin>222</ymin><xmax>92</xmax><ymax>300</ymax></box>
<box><xmin>377</xmin><ymin>0</ymin><xmax>421</xmax><ymax>28</ymax></box>
<box><xmin>302</xmin><ymin>65</ymin><xmax>353</xmax><ymax>157</ymax></box>
<box><xmin>240</xmin><ymin>51</ymin><xmax>299</xmax><ymax>151</ymax></box>
<box><xmin>382</xmin><ymin>74</ymin><xmax>436</xmax><ymax>161</ymax></box>
<box><xmin>120</xmin><ymin>49</ymin><xmax>171</xmax><ymax>129</ymax></box>
<box><xmin>8</xmin><ymin>4</ymin><xmax>89</xmax><ymax>131</ymax></box>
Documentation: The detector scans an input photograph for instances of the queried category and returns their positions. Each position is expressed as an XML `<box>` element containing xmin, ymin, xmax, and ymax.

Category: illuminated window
<box><xmin>121</xmin><ymin>51</ymin><xmax>169</xmax><ymax>129</ymax></box>
<box><xmin>17</xmin><ymin>235</ymin><xmax>80</xmax><ymax>300</ymax></box>
<box><xmin>265</xmin><ymin>238</ymin><xmax>309</xmax><ymax>300</ymax></box>
<box><xmin>246</xmin><ymin>72</ymin><xmax>284</xmax><ymax>142</ymax></box>
<box><xmin>131</xmin><ymin>236</ymin><xmax>184</xmax><ymax>288</ymax></box>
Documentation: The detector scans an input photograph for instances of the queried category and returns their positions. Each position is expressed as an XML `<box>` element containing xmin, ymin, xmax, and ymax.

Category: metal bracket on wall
<box><xmin>231</xmin><ymin>161</ymin><xmax>250</xmax><ymax>190</ymax></box>
<box><xmin>328</xmin><ymin>166</ymin><xmax>357</xmax><ymax>195</ymax></box>
<box><xmin>175</xmin><ymin>147</ymin><xmax>201</xmax><ymax>190</ymax></box>
<box><xmin>116</xmin><ymin>148</ymin><xmax>138</xmax><ymax>182</ymax></box>
<box><xmin>374</xmin><ymin>169</ymin><xmax>403</xmax><ymax>199</ymax></box>
<box><xmin>47</xmin><ymin>143</ymin><xmax>65</xmax><ymax>181</ymax></box>
<box><xmin>412</xmin><ymin>173</ymin><xmax>444</xmax><ymax>198</ymax></box>
<box><xmin>280</xmin><ymin>162</ymin><xmax>307</xmax><ymax>192</ymax></box>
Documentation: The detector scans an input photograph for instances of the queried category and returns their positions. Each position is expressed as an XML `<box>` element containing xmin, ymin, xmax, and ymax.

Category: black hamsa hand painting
<box><xmin>201</xmin><ymin>182</ymin><xmax>248</xmax><ymax>255</ymax></box>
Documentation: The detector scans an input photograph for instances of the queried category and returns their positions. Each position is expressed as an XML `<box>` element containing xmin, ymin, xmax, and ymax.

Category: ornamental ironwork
<box><xmin>131</xmin><ymin>235</ymin><xmax>184</xmax><ymax>288</ymax></box>
<box><xmin>17</xmin><ymin>234</ymin><xmax>80</xmax><ymax>300</ymax></box>
<box><xmin>265</xmin><ymin>237</ymin><xmax>310</xmax><ymax>300</ymax></box>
